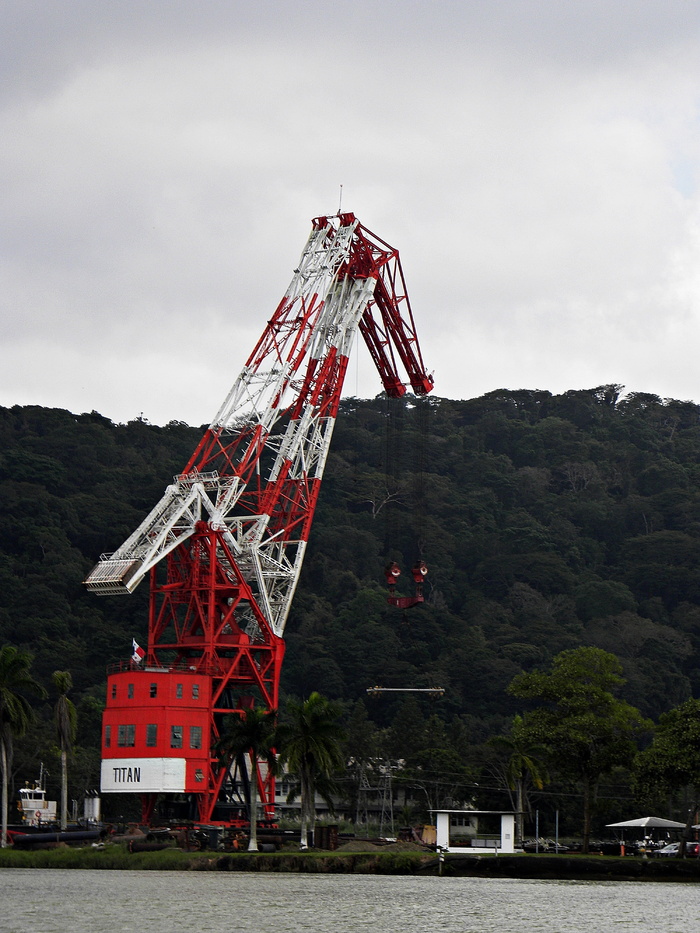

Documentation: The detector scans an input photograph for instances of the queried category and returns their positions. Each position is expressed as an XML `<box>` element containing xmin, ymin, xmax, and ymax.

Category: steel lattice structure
<box><xmin>86</xmin><ymin>212</ymin><xmax>432</xmax><ymax>826</ymax></box>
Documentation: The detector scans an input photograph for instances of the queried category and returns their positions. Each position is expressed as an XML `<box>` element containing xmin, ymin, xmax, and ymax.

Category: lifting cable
<box><xmin>381</xmin><ymin>390</ymin><xmax>431</xmax><ymax>602</ymax></box>
<box><xmin>382</xmin><ymin>393</ymin><xmax>405</xmax><ymax>555</ymax></box>
<box><xmin>413</xmin><ymin>393</ymin><xmax>430</xmax><ymax>561</ymax></box>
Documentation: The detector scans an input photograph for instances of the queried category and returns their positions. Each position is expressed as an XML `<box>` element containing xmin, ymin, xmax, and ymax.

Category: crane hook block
<box><xmin>412</xmin><ymin>561</ymin><xmax>428</xmax><ymax>584</ymax></box>
<box><xmin>385</xmin><ymin>561</ymin><xmax>427</xmax><ymax>609</ymax></box>
<box><xmin>385</xmin><ymin>562</ymin><xmax>401</xmax><ymax>591</ymax></box>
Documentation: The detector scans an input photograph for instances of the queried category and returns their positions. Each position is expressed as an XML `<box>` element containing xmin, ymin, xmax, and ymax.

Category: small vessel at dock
<box><xmin>15</xmin><ymin>764</ymin><xmax>57</xmax><ymax>828</ymax></box>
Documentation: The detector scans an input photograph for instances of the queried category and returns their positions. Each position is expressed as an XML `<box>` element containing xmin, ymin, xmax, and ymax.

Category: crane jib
<box><xmin>86</xmin><ymin>213</ymin><xmax>432</xmax><ymax>828</ymax></box>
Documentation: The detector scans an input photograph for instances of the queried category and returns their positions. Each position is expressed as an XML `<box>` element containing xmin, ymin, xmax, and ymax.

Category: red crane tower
<box><xmin>84</xmin><ymin>212</ymin><xmax>433</xmax><ymax>827</ymax></box>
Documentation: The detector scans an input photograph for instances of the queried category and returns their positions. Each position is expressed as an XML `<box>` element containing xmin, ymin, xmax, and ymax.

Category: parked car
<box><xmin>521</xmin><ymin>838</ymin><xmax>569</xmax><ymax>853</ymax></box>
<box><xmin>653</xmin><ymin>842</ymin><xmax>699</xmax><ymax>858</ymax></box>
<box><xmin>654</xmin><ymin>843</ymin><xmax>680</xmax><ymax>858</ymax></box>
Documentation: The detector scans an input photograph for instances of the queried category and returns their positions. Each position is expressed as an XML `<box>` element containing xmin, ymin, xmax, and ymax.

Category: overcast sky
<box><xmin>2</xmin><ymin>1</ymin><xmax>700</xmax><ymax>426</ymax></box>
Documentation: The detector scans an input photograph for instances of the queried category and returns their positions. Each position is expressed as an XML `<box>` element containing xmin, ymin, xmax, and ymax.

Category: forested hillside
<box><xmin>291</xmin><ymin>385</ymin><xmax>700</xmax><ymax>724</ymax></box>
<box><xmin>2</xmin><ymin>386</ymin><xmax>700</xmax><ymax>829</ymax></box>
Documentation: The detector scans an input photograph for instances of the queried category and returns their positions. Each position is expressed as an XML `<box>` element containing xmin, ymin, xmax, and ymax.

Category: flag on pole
<box><xmin>131</xmin><ymin>639</ymin><xmax>145</xmax><ymax>664</ymax></box>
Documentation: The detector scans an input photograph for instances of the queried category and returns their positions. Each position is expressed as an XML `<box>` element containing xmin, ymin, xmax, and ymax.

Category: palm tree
<box><xmin>277</xmin><ymin>692</ymin><xmax>345</xmax><ymax>849</ymax></box>
<box><xmin>489</xmin><ymin>715</ymin><xmax>548</xmax><ymax>845</ymax></box>
<box><xmin>216</xmin><ymin>706</ymin><xmax>277</xmax><ymax>852</ymax></box>
<box><xmin>0</xmin><ymin>646</ymin><xmax>46</xmax><ymax>848</ymax></box>
<box><xmin>52</xmin><ymin>671</ymin><xmax>77</xmax><ymax>831</ymax></box>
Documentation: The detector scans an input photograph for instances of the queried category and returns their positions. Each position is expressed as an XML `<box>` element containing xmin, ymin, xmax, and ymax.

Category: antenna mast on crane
<box><xmin>85</xmin><ymin>212</ymin><xmax>433</xmax><ymax>827</ymax></box>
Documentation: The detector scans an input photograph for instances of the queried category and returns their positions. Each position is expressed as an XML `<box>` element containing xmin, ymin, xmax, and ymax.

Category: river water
<box><xmin>0</xmin><ymin>868</ymin><xmax>696</xmax><ymax>933</ymax></box>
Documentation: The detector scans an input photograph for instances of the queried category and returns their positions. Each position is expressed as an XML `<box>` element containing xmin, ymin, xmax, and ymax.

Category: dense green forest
<box><xmin>2</xmin><ymin>385</ymin><xmax>700</xmax><ymax>837</ymax></box>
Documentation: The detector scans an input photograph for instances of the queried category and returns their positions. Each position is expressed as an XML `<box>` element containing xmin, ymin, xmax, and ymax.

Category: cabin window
<box><xmin>117</xmin><ymin>724</ymin><xmax>135</xmax><ymax>747</ymax></box>
<box><xmin>170</xmin><ymin>725</ymin><xmax>183</xmax><ymax>748</ymax></box>
<box><xmin>111</xmin><ymin>684</ymin><xmax>117</xmax><ymax>699</ymax></box>
<box><xmin>189</xmin><ymin>726</ymin><xmax>202</xmax><ymax>749</ymax></box>
<box><xmin>450</xmin><ymin>816</ymin><xmax>472</xmax><ymax>827</ymax></box>
<box><xmin>146</xmin><ymin>724</ymin><xmax>158</xmax><ymax>747</ymax></box>
<box><xmin>176</xmin><ymin>683</ymin><xmax>183</xmax><ymax>699</ymax></box>
<box><xmin>104</xmin><ymin>725</ymin><xmax>111</xmax><ymax>748</ymax></box>
<box><xmin>192</xmin><ymin>684</ymin><xmax>199</xmax><ymax>699</ymax></box>
<box><xmin>150</xmin><ymin>683</ymin><xmax>157</xmax><ymax>698</ymax></box>
<box><xmin>127</xmin><ymin>683</ymin><xmax>134</xmax><ymax>699</ymax></box>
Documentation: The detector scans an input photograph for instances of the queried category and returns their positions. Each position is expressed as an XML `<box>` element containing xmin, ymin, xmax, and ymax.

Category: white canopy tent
<box><xmin>606</xmin><ymin>817</ymin><xmax>686</xmax><ymax>830</ymax></box>
<box><xmin>606</xmin><ymin>816</ymin><xmax>688</xmax><ymax>855</ymax></box>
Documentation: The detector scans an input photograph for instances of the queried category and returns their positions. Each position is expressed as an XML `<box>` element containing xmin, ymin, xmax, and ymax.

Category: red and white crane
<box><xmin>85</xmin><ymin>212</ymin><xmax>432</xmax><ymax>827</ymax></box>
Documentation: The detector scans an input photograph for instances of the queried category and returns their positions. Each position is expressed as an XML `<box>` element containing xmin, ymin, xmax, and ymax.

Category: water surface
<box><xmin>1</xmin><ymin>868</ymin><xmax>695</xmax><ymax>933</ymax></box>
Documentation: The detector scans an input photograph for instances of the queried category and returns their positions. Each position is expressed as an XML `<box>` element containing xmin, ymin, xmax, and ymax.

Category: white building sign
<box><xmin>101</xmin><ymin>758</ymin><xmax>186</xmax><ymax>793</ymax></box>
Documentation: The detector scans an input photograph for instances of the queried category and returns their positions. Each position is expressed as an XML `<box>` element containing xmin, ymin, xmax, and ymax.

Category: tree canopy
<box><xmin>277</xmin><ymin>692</ymin><xmax>345</xmax><ymax>849</ymax></box>
<box><xmin>216</xmin><ymin>707</ymin><xmax>277</xmax><ymax>851</ymax></box>
<box><xmin>3</xmin><ymin>388</ymin><xmax>700</xmax><ymax>837</ymax></box>
<box><xmin>509</xmin><ymin>648</ymin><xmax>650</xmax><ymax>852</ymax></box>
<box><xmin>52</xmin><ymin>670</ymin><xmax>77</xmax><ymax>831</ymax></box>
<box><xmin>0</xmin><ymin>646</ymin><xmax>46</xmax><ymax>846</ymax></box>
<box><xmin>635</xmin><ymin>698</ymin><xmax>700</xmax><ymax>816</ymax></box>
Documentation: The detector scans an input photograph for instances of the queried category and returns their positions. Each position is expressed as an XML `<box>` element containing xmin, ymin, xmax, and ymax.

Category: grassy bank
<box><xmin>437</xmin><ymin>852</ymin><xmax>700</xmax><ymax>882</ymax></box>
<box><xmin>0</xmin><ymin>844</ymin><xmax>430</xmax><ymax>874</ymax></box>
<box><xmin>2</xmin><ymin>846</ymin><xmax>700</xmax><ymax>881</ymax></box>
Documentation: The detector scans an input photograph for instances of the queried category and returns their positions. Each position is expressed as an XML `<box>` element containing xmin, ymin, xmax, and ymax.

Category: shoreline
<box><xmin>2</xmin><ymin>847</ymin><xmax>700</xmax><ymax>881</ymax></box>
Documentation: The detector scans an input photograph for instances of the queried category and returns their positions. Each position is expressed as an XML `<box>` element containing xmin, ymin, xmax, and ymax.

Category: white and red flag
<box><xmin>131</xmin><ymin>639</ymin><xmax>145</xmax><ymax>664</ymax></box>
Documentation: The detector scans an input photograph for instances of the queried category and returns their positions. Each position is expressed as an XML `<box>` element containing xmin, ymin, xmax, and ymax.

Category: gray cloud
<box><xmin>1</xmin><ymin>1</ymin><xmax>700</xmax><ymax>424</ymax></box>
